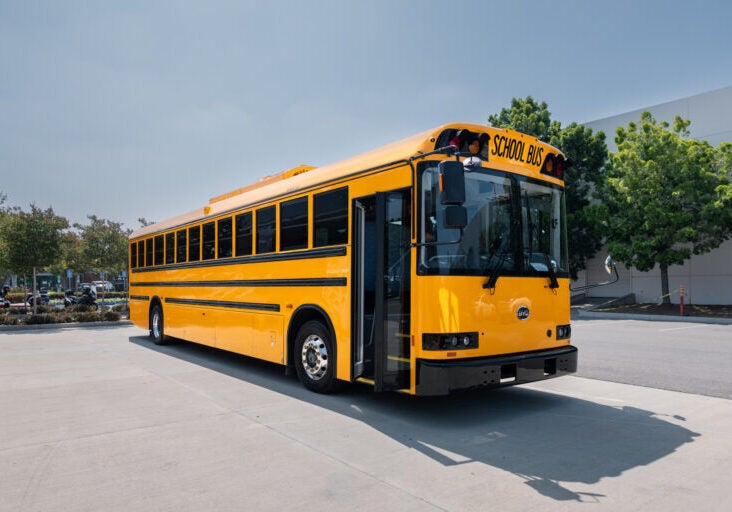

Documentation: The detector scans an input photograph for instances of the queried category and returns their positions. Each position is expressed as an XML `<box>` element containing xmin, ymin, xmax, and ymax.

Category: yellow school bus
<box><xmin>129</xmin><ymin>123</ymin><xmax>575</xmax><ymax>395</ymax></box>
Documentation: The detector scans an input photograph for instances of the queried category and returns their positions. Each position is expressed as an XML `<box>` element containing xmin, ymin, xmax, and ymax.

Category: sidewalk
<box><xmin>571</xmin><ymin>298</ymin><xmax>732</xmax><ymax>325</ymax></box>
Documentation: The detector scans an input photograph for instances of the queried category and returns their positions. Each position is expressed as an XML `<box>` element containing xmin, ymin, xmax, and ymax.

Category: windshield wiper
<box><xmin>483</xmin><ymin>253</ymin><xmax>507</xmax><ymax>290</ymax></box>
<box><xmin>543</xmin><ymin>253</ymin><xmax>559</xmax><ymax>289</ymax></box>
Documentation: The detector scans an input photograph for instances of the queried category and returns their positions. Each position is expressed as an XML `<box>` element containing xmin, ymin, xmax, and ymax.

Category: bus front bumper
<box><xmin>415</xmin><ymin>345</ymin><xmax>578</xmax><ymax>396</ymax></box>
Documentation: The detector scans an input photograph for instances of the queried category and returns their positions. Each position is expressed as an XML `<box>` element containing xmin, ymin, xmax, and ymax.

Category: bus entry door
<box><xmin>353</xmin><ymin>191</ymin><xmax>411</xmax><ymax>391</ymax></box>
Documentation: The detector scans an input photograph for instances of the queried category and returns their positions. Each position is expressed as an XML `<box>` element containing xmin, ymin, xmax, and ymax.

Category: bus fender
<box><xmin>286</xmin><ymin>304</ymin><xmax>336</xmax><ymax>375</ymax></box>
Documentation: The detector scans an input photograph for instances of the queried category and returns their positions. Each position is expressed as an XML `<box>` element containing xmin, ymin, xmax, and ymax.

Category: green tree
<box><xmin>0</xmin><ymin>192</ymin><xmax>9</xmax><ymax>281</ymax></box>
<box><xmin>47</xmin><ymin>231</ymin><xmax>84</xmax><ymax>290</ymax></box>
<box><xmin>600</xmin><ymin>112</ymin><xmax>732</xmax><ymax>303</ymax></box>
<box><xmin>488</xmin><ymin>97</ymin><xmax>608</xmax><ymax>278</ymax></box>
<box><xmin>74</xmin><ymin>216</ymin><xmax>130</xmax><ymax>294</ymax></box>
<box><xmin>0</xmin><ymin>205</ymin><xmax>69</xmax><ymax>313</ymax></box>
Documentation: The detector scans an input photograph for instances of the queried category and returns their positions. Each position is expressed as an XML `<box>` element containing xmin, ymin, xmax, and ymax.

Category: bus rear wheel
<box><xmin>150</xmin><ymin>304</ymin><xmax>167</xmax><ymax>345</ymax></box>
<box><xmin>294</xmin><ymin>320</ymin><xmax>339</xmax><ymax>393</ymax></box>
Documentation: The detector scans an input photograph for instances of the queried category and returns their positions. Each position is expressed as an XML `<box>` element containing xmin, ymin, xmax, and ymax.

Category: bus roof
<box><xmin>131</xmin><ymin>123</ymin><xmax>565</xmax><ymax>239</ymax></box>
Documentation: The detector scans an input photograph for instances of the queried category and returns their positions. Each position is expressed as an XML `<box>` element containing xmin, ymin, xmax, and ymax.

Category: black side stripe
<box><xmin>130</xmin><ymin>278</ymin><xmax>346</xmax><ymax>288</ymax></box>
<box><xmin>165</xmin><ymin>297</ymin><xmax>280</xmax><ymax>312</ymax></box>
<box><xmin>132</xmin><ymin>246</ymin><xmax>347</xmax><ymax>273</ymax></box>
<box><xmin>129</xmin><ymin>295</ymin><xmax>150</xmax><ymax>301</ymax></box>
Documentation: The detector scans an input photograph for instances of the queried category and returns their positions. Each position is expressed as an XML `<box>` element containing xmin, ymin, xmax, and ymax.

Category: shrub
<box><xmin>26</xmin><ymin>314</ymin><xmax>55</xmax><ymax>325</ymax></box>
<box><xmin>103</xmin><ymin>310</ymin><xmax>121</xmax><ymax>322</ymax></box>
<box><xmin>74</xmin><ymin>311</ymin><xmax>102</xmax><ymax>323</ymax></box>
<box><xmin>0</xmin><ymin>315</ymin><xmax>19</xmax><ymax>325</ymax></box>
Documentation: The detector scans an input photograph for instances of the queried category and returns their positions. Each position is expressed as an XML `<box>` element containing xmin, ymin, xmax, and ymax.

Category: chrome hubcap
<box><xmin>152</xmin><ymin>312</ymin><xmax>161</xmax><ymax>339</ymax></box>
<box><xmin>301</xmin><ymin>334</ymin><xmax>328</xmax><ymax>381</ymax></box>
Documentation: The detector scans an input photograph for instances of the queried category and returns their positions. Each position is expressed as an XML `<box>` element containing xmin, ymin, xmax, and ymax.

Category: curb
<box><xmin>0</xmin><ymin>320</ymin><xmax>133</xmax><ymax>333</ymax></box>
<box><xmin>574</xmin><ymin>309</ymin><xmax>732</xmax><ymax>325</ymax></box>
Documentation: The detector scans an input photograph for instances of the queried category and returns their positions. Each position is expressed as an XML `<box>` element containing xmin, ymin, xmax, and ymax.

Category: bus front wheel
<box><xmin>150</xmin><ymin>304</ymin><xmax>166</xmax><ymax>345</ymax></box>
<box><xmin>294</xmin><ymin>320</ymin><xmax>339</xmax><ymax>393</ymax></box>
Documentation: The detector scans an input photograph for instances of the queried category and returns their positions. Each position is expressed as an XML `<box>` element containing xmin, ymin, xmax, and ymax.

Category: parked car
<box><xmin>92</xmin><ymin>280</ymin><xmax>115</xmax><ymax>292</ymax></box>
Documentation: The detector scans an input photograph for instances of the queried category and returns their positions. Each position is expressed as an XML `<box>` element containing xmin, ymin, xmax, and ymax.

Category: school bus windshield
<box><xmin>419</xmin><ymin>162</ymin><xmax>568</xmax><ymax>278</ymax></box>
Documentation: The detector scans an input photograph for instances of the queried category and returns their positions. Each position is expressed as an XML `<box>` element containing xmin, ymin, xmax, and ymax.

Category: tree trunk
<box><xmin>32</xmin><ymin>266</ymin><xmax>38</xmax><ymax>315</ymax></box>
<box><xmin>660</xmin><ymin>262</ymin><xmax>671</xmax><ymax>304</ymax></box>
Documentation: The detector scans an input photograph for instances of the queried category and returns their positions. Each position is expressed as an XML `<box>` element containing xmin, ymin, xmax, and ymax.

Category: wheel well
<box><xmin>287</xmin><ymin>305</ymin><xmax>335</xmax><ymax>371</ymax></box>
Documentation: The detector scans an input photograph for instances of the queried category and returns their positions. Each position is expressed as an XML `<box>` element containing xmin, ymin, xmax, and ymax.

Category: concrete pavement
<box><xmin>1</xmin><ymin>325</ymin><xmax>730</xmax><ymax>511</ymax></box>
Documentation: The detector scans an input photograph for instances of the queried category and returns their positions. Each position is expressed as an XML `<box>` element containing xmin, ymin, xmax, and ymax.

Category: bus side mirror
<box><xmin>444</xmin><ymin>205</ymin><xmax>467</xmax><ymax>229</ymax></box>
<box><xmin>604</xmin><ymin>255</ymin><xmax>615</xmax><ymax>274</ymax></box>
<box><xmin>439</xmin><ymin>160</ymin><xmax>465</xmax><ymax>205</ymax></box>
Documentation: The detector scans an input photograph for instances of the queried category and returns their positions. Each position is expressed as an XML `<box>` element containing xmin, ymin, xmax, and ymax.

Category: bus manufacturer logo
<box><xmin>516</xmin><ymin>306</ymin><xmax>530</xmax><ymax>320</ymax></box>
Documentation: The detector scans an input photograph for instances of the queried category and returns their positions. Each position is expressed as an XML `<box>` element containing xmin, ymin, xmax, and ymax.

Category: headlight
<box><xmin>556</xmin><ymin>324</ymin><xmax>571</xmax><ymax>340</ymax></box>
<box><xmin>423</xmin><ymin>332</ymin><xmax>479</xmax><ymax>351</ymax></box>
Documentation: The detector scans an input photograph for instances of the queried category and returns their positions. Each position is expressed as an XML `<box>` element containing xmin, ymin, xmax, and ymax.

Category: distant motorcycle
<box><xmin>1</xmin><ymin>285</ymin><xmax>9</xmax><ymax>309</ymax></box>
<box><xmin>64</xmin><ymin>286</ymin><xmax>98</xmax><ymax>310</ymax></box>
<box><xmin>26</xmin><ymin>289</ymin><xmax>50</xmax><ymax>307</ymax></box>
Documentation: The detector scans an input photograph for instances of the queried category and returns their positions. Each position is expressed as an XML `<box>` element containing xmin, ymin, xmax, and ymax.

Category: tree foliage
<box><xmin>488</xmin><ymin>97</ymin><xmax>608</xmax><ymax>278</ymax></box>
<box><xmin>599</xmin><ymin>112</ymin><xmax>732</xmax><ymax>303</ymax></box>
<box><xmin>74</xmin><ymin>215</ymin><xmax>131</xmax><ymax>279</ymax></box>
<box><xmin>0</xmin><ymin>205</ymin><xmax>69</xmax><ymax>277</ymax></box>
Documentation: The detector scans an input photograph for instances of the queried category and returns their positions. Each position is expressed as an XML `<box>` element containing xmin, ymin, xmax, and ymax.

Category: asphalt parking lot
<box><xmin>1</xmin><ymin>324</ymin><xmax>731</xmax><ymax>511</ymax></box>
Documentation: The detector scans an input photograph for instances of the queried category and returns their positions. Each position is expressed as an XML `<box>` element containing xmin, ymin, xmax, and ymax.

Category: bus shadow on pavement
<box><xmin>130</xmin><ymin>335</ymin><xmax>700</xmax><ymax>503</ymax></box>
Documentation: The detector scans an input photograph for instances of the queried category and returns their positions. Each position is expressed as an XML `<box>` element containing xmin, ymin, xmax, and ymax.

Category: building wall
<box><xmin>578</xmin><ymin>86</ymin><xmax>732</xmax><ymax>305</ymax></box>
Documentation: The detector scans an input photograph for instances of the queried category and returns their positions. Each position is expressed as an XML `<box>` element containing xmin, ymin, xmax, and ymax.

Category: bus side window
<box><xmin>280</xmin><ymin>197</ymin><xmax>308</xmax><ymax>251</ymax></box>
<box><xmin>130</xmin><ymin>242</ymin><xmax>137</xmax><ymax>269</ymax></box>
<box><xmin>218</xmin><ymin>217</ymin><xmax>233</xmax><ymax>258</ymax></box>
<box><xmin>189</xmin><ymin>226</ymin><xmax>201</xmax><ymax>262</ymax></box>
<box><xmin>235</xmin><ymin>212</ymin><xmax>252</xmax><ymax>256</ymax></box>
<box><xmin>154</xmin><ymin>235</ymin><xmax>164</xmax><ymax>266</ymax></box>
<box><xmin>313</xmin><ymin>187</ymin><xmax>348</xmax><ymax>247</ymax></box>
<box><xmin>165</xmin><ymin>232</ymin><xmax>175</xmax><ymax>264</ymax></box>
<box><xmin>145</xmin><ymin>238</ymin><xmax>153</xmax><ymax>267</ymax></box>
<box><xmin>256</xmin><ymin>206</ymin><xmax>276</xmax><ymax>254</ymax></box>
<box><xmin>202</xmin><ymin>222</ymin><xmax>215</xmax><ymax>260</ymax></box>
<box><xmin>176</xmin><ymin>229</ymin><xmax>187</xmax><ymax>263</ymax></box>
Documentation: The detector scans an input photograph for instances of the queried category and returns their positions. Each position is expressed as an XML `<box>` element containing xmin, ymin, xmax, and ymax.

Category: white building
<box><xmin>576</xmin><ymin>86</ymin><xmax>732</xmax><ymax>305</ymax></box>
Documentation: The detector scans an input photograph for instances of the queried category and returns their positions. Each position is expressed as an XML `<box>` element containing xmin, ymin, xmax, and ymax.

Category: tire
<box><xmin>149</xmin><ymin>304</ymin><xmax>166</xmax><ymax>345</ymax></box>
<box><xmin>294</xmin><ymin>320</ymin><xmax>340</xmax><ymax>393</ymax></box>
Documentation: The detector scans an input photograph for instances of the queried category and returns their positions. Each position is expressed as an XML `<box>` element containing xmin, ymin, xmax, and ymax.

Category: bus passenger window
<box><xmin>154</xmin><ymin>235</ymin><xmax>164</xmax><ymax>266</ymax></box>
<box><xmin>202</xmin><ymin>222</ymin><xmax>215</xmax><ymax>260</ymax></box>
<box><xmin>165</xmin><ymin>232</ymin><xmax>175</xmax><ymax>264</ymax></box>
<box><xmin>256</xmin><ymin>206</ymin><xmax>276</xmax><ymax>254</ymax></box>
<box><xmin>218</xmin><ymin>217</ymin><xmax>233</xmax><ymax>258</ymax></box>
<box><xmin>314</xmin><ymin>187</ymin><xmax>348</xmax><ymax>247</ymax></box>
<box><xmin>280</xmin><ymin>197</ymin><xmax>308</xmax><ymax>251</ymax></box>
<box><xmin>176</xmin><ymin>229</ymin><xmax>187</xmax><ymax>263</ymax></box>
<box><xmin>145</xmin><ymin>238</ymin><xmax>153</xmax><ymax>267</ymax></box>
<box><xmin>188</xmin><ymin>226</ymin><xmax>201</xmax><ymax>262</ymax></box>
<box><xmin>130</xmin><ymin>242</ymin><xmax>137</xmax><ymax>269</ymax></box>
<box><xmin>235</xmin><ymin>212</ymin><xmax>252</xmax><ymax>256</ymax></box>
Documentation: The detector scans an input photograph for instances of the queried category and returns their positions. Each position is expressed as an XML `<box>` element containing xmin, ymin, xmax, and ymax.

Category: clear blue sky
<box><xmin>2</xmin><ymin>0</ymin><xmax>731</xmax><ymax>230</ymax></box>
